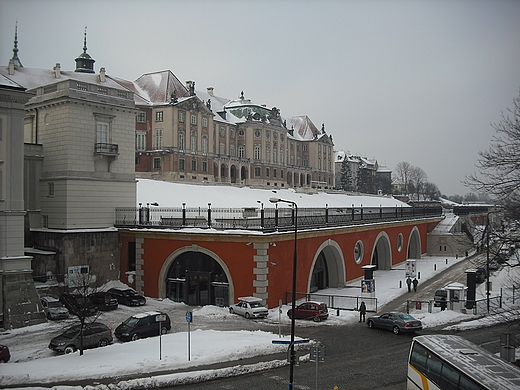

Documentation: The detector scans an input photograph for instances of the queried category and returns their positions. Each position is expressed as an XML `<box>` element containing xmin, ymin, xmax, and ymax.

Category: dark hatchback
<box><xmin>367</xmin><ymin>312</ymin><xmax>422</xmax><ymax>335</ymax></box>
<box><xmin>59</xmin><ymin>293</ymin><xmax>97</xmax><ymax>316</ymax></box>
<box><xmin>88</xmin><ymin>292</ymin><xmax>119</xmax><ymax>311</ymax></box>
<box><xmin>0</xmin><ymin>345</ymin><xmax>10</xmax><ymax>363</ymax></box>
<box><xmin>108</xmin><ymin>288</ymin><xmax>146</xmax><ymax>306</ymax></box>
<box><xmin>287</xmin><ymin>301</ymin><xmax>329</xmax><ymax>322</ymax></box>
<box><xmin>49</xmin><ymin>322</ymin><xmax>113</xmax><ymax>354</ymax></box>
<box><xmin>115</xmin><ymin>311</ymin><xmax>171</xmax><ymax>341</ymax></box>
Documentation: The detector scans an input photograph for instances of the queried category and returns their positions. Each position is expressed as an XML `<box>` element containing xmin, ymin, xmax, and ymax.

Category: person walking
<box><xmin>412</xmin><ymin>277</ymin><xmax>418</xmax><ymax>292</ymax></box>
<box><xmin>440</xmin><ymin>297</ymin><xmax>447</xmax><ymax>311</ymax></box>
<box><xmin>359</xmin><ymin>301</ymin><xmax>366</xmax><ymax>322</ymax></box>
<box><xmin>406</xmin><ymin>277</ymin><xmax>412</xmax><ymax>292</ymax></box>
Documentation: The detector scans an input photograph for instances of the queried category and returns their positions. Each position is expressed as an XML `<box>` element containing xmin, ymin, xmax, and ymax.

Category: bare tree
<box><xmin>394</xmin><ymin>161</ymin><xmax>413</xmax><ymax>195</ymax></box>
<box><xmin>423</xmin><ymin>182</ymin><xmax>441</xmax><ymax>201</ymax></box>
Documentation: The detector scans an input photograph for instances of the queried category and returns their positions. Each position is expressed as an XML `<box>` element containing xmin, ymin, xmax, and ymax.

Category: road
<box><xmin>165</xmin><ymin>253</ymin><xmax>515</xmax><ymax>390</ymax></box>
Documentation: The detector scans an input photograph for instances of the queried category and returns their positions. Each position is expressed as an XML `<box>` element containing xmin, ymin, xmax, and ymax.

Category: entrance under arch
<box><xmin>407</xmin><ymin>228</ymin><xmax>421</xmax><ymax>259</ymax></box>
<box><xmin>166</xmin><ymin>251</ymin><xmax>229</xmax><ymax>306</ymax></box>
<box><xmin>371</xmin><ymin>233</ymin><xmax>392</xmax><ymax>270</ymax></box>
<box><xmin>309</xmin><ymin>243</ymin><xmax>345</xmax><ymax>292</ymax></box>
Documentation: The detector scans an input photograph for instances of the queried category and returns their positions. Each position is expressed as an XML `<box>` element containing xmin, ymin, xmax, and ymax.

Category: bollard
<box><xmin>446</xmin><ymin>258</ymin><xmax>448</xmax><ymax>264</ymax></box>
<box><xmin>337</xmin><ymin>308</ymin><xmax>340</xmax><ymax>316</ymax></box>
<box><xmin>334</xmin><ymin>387</ymin><xmax>339</xmax><ymax>390</ymax></box>
<box><xmin>418</xmin><ymin>271</ymin><xmax>421</xmax><ymax>279</ymax></box>
<box><xmin>400</xmin><ymin>280</ymin><xmax>402</xmax><ymax>288</ymax></box>
<box><xmin>434</xmin><ymin>264</ymin><xmax>437</xmax><ymax>270</ymax></box>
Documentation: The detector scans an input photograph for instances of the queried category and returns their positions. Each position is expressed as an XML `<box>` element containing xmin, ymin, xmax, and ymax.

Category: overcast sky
<box><xmin>1</xmin><ymin>0</ymin><xmax>519</xmax><ymax>196</ymax></box>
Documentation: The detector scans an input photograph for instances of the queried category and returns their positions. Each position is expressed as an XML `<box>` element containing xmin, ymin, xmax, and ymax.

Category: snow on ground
<box><xmin>1</xmin><ymin>253</ymin><xmax>519</xmax><ymax>389</ymax></box>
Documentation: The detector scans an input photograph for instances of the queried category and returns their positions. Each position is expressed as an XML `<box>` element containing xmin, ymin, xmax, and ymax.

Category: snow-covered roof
<box><xmin>137</xmin><ymin>178</ymin><xmax>409</xmax><ymax>209</ymax></box>
<box><xmin>431</xmin><ymin>213</ymin><xmax>459</xmax><ymax>234</ymax></box>
<box><xmin>286</xmin><ymin>115</ymin><xmax>321</xmax><ymax>141</ymax></box>
<box><xmin>0</xmin><ymin>73</ymin><xmax>24</xmax><ymax>89</ymax></box>
<box><xmin>134</xmin><ymin>70</ymin><xmax>190</xmax><ymax>104</ymax></box>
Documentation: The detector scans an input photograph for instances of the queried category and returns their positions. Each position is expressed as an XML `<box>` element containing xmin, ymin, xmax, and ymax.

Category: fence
<box><xmin>115</xmin><ymin>205</ymin><xmax>442</xmax><ymax>232</ymax></box>
<box><xmin>286</xmin><ymin>291</ymin><xmax>378</xmax><ymax>314</ymax></box>
<box><xmin>405</xmin><ymin>296</ymin><xmax>503</xmax><ymax>315</ymax></box>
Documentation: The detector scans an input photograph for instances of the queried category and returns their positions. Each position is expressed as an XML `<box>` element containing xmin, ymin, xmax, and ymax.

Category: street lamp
<box><xmin>269</xmin><ymin>197</ymin><xmax>298</xmax><ymax>390</ymax></box>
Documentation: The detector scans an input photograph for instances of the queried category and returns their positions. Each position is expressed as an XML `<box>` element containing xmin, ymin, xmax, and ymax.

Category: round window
<box><xmin>254</xmin><ymin>129</ymin><xmax>261</xmax><ymax>138</ymax></box>
<box><xmin>354</xmin><ymin>241</ymin><xmax>364</xmax><ymax>264</ymax></box>
<box><xmin>397</xmin><ymin>233</ymin><xmax>404</xmax><ymax>252</ymax></box>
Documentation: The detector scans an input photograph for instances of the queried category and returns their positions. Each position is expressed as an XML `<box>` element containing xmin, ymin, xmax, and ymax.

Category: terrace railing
<box><xmin>115</xmin><ymin>204</ymin><xmax>442</xmax><ymax>232</ymax></box>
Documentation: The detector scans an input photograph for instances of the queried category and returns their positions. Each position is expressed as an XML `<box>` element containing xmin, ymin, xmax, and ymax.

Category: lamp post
<box><xmin>269</xmin><ymin>197</ymin><xmax>298</xmax><ymax>390</ymax></box>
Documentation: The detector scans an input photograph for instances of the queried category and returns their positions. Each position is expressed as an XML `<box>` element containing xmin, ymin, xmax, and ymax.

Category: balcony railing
<box><xmin>95</xmin><ymin>143</ymin><xmax>119</xmax><ymax>155</ymax></box>
<box><xmin>115</xmin><ymin>205</ymin><xmax>443</xmax><ymax>232</ymax></box>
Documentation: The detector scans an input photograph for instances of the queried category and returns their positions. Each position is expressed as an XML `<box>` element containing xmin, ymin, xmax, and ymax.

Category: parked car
<box><xmin>367</xmin><ymin>312</ymin><xmax>422</xmax><ymax>334</ymax></box>
<box><xmin>115</xmin><ymin>311</ymin><xmax>171</xmax><ymax>342</ymax></box>
<box><xmin>88</xmin><ymin>292</ymin><xmax>118</xmax><ymax>311</ymax></box>
<box><xmin>0</xmin><ymin>345</ymin><xmax>10</xmax><ymax>363</ymax></box>
<box><xmin>108</xmin><ymin>288</ymin><xmax>146</xmax><ymax>306</ymax></box>
<box><xmin>48</xmin><ymin>322</ymin><xmax>113</xmax><ymax>354</ymax></box>
<box><xmin>40</xmin><ymin>296</ymin><xmax>69</xmax><ymax>320</ymax></box>
<box><xmin>433</xmin><ymin>288</ymin><xmax>447</xmax><ymax>307</ymax></box>
<box><xmin>287</xmin><ymin>301</ymin><xmax>328</xmax><ymax>322</ymax></box>
<box><xmin>59</xmin><ymin>293</ymin><xmax>97</xmax><ymax>317</ymax></box>
<box><xmin>475</xmin><ymin>267</ymin><xmax>487</xmax><ymax>284</ymax></box>
<box><xmin>229</xmin><ymin>297</ymin><xmax>268</xmax><ymax>319</ymax></box>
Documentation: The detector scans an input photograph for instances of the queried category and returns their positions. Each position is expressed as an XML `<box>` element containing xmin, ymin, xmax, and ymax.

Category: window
<box><xmin>238</xmin><ymin>145</ymin><xmax>245</xmax><ymax>158</ymax></box>
<box><xmin>154</xmin><ymin>128</ymin><xmax>163</xmax><ymax>149</ymax></box>
<box><xmin>96</xmin><ymin>122</ymin><xmax>109</xmax><ymax>144</ymax></box>
<box><xmin>179</xmin><ymin>111</ymin><xmax>185</xmax><ymax>123</ymax></box>
<box><xmin>153</xmin><ymin>157</ymin><xmax>161</xmax><ymax>170</ymax></box>
<box><xmin>303</xmin><ymin>144</ymin><xmax>308</xmax><ymax>152</ymax></box>
<box><xmin>266</xmin><ymin>168</ymin><xmax>270</xmax><ymax>177</ymax></box>
<box><xmin>179</xmin><ymin>158</ymin><xmax>185</xmax><ymax>171</ymax></box>
<box><xmin>202</xmin><ymin>117</ymin><xmax>208</xmax><ymax>128</ymax></box>
<box><xmin>230</xmin><ymin>144</ymin><xmax>236</xmax><ymax>157</ymax></box>
<box><xmin>190</xmin><ymin>131</ymin><xmax>197</xmax><ymax>152</ymax></box>
<box><xmin>230</xmin><ymin>128</ymin><xmax>236</xmax><ymax>138</ymax></box>
<box><xmin>254</xmin><ymin>144</ymin><xmax>261</xmax><ymax>160</ymax></box>
<box><xmin>202</xmin><ymin>136</ymin><xmax>208</xmax><ymax>155</ymax></box>
<box><xmin>136</xmin><ymin>132</ymin><xmax>146</xmax><ymax>151</ymax></box>
<box><xmin>202</xmin><ymin>160</ymin><xmax>208</xmax><ymax>173</ymax></box>
<box><xmin>274</xmin><ymin>169</ymin><xmax>277</xmax><ymax>178</ymax></box>
<box><xmin>281</xmin><ymin>169</ymin><xmax>284</xmax><ymax>179</ymax></box>
<box><xmin>397</xmin><ymin>234</ymin><xmax>404</xmax><ymax>252</ymax></box>
<box><xmin>254</xmin><ymin>167</ymin><xmax>261</xmax><ymax>177</ymax></box>
<box><xmin>137</xmin><ymin>112</ymin><xmax>146</xmax><ymax>123</ymax></box>
<box><xmin>220</xmin><ymin>126</ymin><xmax>226</xmax><ymax>137</ymax></box>
<box><xmin>191</xmin><ymin>114</ymin><xmax>197</xmax><ymax>125</ymax></box>
<box><xmin>155</xmin><ymin>111</ymin><xmax>163</xmax><ymax>122</ymax></box>
<box><xmin>178</xmin><ymin>131</ymin><xmax>185</xmax><ymax>151</ymax></box>
<box><xmin>48</xmin><ymin>182</ymin><xmax>54</xmax><ymax>197</ymax></box>
<box><xmin>266</xmin><ymin>146</ymin><xmax>270</xmax><ymax>162</ymax></box>
<box><xmin>280</xmin><ymin>149</ymin><xmax>284</xmax><ymax>164</ymax></box>
<box><xmin>354</xmin><ymin>241</ymin><xmax>364</xmax><ymax>264</ymax></box>
<box><xmin>273</xmin><ymin>149</ymin><xmax>277</xmax><ymax>163</ymax></box>
<box><xmin>254</xmin><ymin>129</ymin><xmax>261</xmax><ymax>138</ymax></box>
<box><xmin>219</xmin><ymin>142</ymin><xmax>226</xmax><ymax>155</ymax></box>
<box><xmin>191</xmin><ymin>159</ymin><xmax>197</xmax><ymax>172</ymax></box>
<box><xmin>266</xmin><ymin>130</ymin><xmax>270</xmax><ymax>139</ymax></box>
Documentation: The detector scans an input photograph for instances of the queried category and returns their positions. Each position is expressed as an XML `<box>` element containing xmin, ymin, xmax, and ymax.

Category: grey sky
<box><xmin>1</xmin><ymin>0</ymin><xmax>519</xmax><ymax>196</ymax></box>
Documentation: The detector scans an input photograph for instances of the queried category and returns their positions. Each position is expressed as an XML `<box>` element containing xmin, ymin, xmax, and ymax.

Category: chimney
<box><xmin>207</xmin><ymin>87</ymin><xmax>214</xmax><ymax>96</ymax></box>
<box><xmin>99</xmin><ymin>67</ymin><xmax>106</xmax><ymax>83</ymax></box>
<box><xmin>53</xmin><ymin>63</ymin><xmax>61</xmax><ymax>78</ymax></box>
<box><xmin>8</xmin><ymin>59</ymin><xmax>15</xmax><ymax>75</ymax></box>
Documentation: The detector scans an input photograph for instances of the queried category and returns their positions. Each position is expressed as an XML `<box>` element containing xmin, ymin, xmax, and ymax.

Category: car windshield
<box><xmin>48</xmin><ymin>301</ymin><xmax>63</xmax><ymax>308</ymax></box>
<box><xmin>123</xmin><ymin>290</ymin><xmax>138</xmax><ymax>296</ymax></box>
<box><xmin>398</xmin><ymin>314</ymin><xmax>415</xmax><ymax>321</ymax></box>
<box><xmin>122</xmin><ymin>317</ymin><xmax>140</xmax><ymax>327</ymax></box>
<box><xmin>249</xmin><ymin>302</ymin><xmax>263</xmax><ymax>308</ymax></box>
<box><xmin>61</xmin><ymin>327</ymin><xmax>80</xmax><ymax>339</ymax></box>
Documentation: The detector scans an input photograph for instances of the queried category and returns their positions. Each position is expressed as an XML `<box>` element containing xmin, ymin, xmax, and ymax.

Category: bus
<box><xmin>408</xmin><ymin>334</ymin><xmax>520</xmax><ymax>390</ymax></box>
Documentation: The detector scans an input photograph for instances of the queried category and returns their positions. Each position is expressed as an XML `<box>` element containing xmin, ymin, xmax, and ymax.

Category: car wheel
<box><xmin>131</xmin><ymin>333</ymin><xmax>140</xmax><ymax>341</ymax></box>
<box><xmin>367</xmin><ymin>320</ymin><xmax>374</xmax><ymax>328</ymax></box>
<box><xmin>313</xmin><ymin>315</ymin><xmax>321</xmax><ymax>322</ymax></box>
<box><xmin>64</xmin><ymin>345</ymin><xmax>76</xmax><ymax>354</ymax></box>
<box><xmin>393</xmin><ymin>326</ymin><xmax>401</xmax><ymax>335</ymax></box>
<box><xmin>98</xmin><ymin>338</ymin><xmax>109</xmax><ymax>347</ymax></box>
<box><xmin>161</xmin><ymin>327</ymin><xmax>168</xmax><ymax>335</ymax></box>
<box><xmin>0</xmin><ymin>358</ymin><xmax>6</xmax><ymax>363</ymax></box>
<box><xmin>229</xmin><ymin>307</ymin><xmax>234</xmax><ymax>314</ymax></box>
<box><xmin>245</xmin><ymin>312</ymin><xmax>251</xmax><ymax>319</ymax></box>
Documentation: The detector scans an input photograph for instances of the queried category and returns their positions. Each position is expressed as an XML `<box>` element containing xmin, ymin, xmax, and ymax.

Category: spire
<box><xmin>9</xmin><ymin>21</ymin><xmax>23</xmax><ymax>68</ymax></box>
<box><xmin>75</xmin><ymin>26</ymin><xmax>95</xmax><ymax>73</ymax></box>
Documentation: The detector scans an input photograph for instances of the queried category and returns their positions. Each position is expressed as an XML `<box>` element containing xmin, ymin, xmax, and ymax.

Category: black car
<box><xmin>108</xmin><ymin>288</ymin><xmax>146</xmax><ymax>306</ymax></box>
<box><xmin>49</xmin><ymin>322</ymin><xmax>113</xmax><ymax>354</ymax></box>
<box><xmin>88</xmin><ymin>292</ymin><xmax>119</xmax><ymax>311</ymax></box>
<box><xmin>367</xmin><ymin>312</ymin><xmax>422</xmax><ymax>335</ymax></box>
<box><xmin>59</xmin><ymin>293</ymin><xmax>97</xmax><ymax>317</ymax></box>
<box><xmin>115</xmin><ymin>311</ymin><xmax>171</xmax><ymax>341</ymax></box>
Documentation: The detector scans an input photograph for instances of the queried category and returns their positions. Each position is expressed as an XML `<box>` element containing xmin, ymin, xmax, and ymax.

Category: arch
<box><xmin>287</xmin><ymin>171</ymin><xmax>292</xmax><ymax>185</ymax></box>
<box><xmin>220</xmin><ymin>163</ymin><xmax>227</xmax><ymax>179</ymax></box>
<box><xmin>300</xmin><ymin>173</ymin><xmax>305</xmax><ymax>187</ymax></box>
<box><xmin>158</xmin><ymin>245</ymin><xmax>234</xmax><ymax>306</ymax></box>
<box><xmin>307</xmin><ymin>174</ymin><xmax>311</xmax><ymax>186</ymax></box>
<box><xmin>370</xmin><ymin>231</ymin><xmax>392</xmax><ymax>270</ymax></box>
<box><xmin>230</xmin><ymin>165</ymin><xmax>237</xmax><ymax>183</ymax></box>
<box><xmin>307</xmin><ymin>239</ymin><xmax>346</xmax><ymax>293</ymax></box>
<box><xmin>407</xmin><ymin>226</ymin><xmax>421</xmax><ymax>259</ymax></box>
<box><xmin>213</xmin><ymin>162</ymin><xmax>219</xmax><ymax>178</ymax></box>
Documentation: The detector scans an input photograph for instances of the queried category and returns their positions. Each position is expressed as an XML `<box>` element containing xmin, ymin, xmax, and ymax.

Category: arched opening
<box><xmin>230</xmin><ymin>165</ymin><xmax>237</xmax><ymax>183</ymax></box>
<box><xmin>240</xmin><ymin>166</ymin><xmax>248</xmax><ymax>181</ymax></box>
<box><xmin>407</xmin><ymin>227</ymin><xmax>421</xmax><ymax>259</ymax></box>
<box><xmin>307</xmin><ymin>174</ymin><xmax>311</xmax><ymax>186</ymax></box>
<box><xmin>220</xmin><ymin>163</ymin><xmax>227</xmax><ymax>180</ymax></box>
<box><xmin>371</xmin><ymin>232</ymin><xmax>392</xmax><ymax>270</ymax></box>
<box><xmin>287</xmin><ymin>171</ymin><xmax>292</xmax><ymax>185</ymax></box>
<box><xmin>308</xmin><ymin>240</ymin><xmax>345</xmax><ymax>292</ymax></box>
<box><xmin>161</xmin><ymin>249</ymin><xmax>231</xmax><ymax>306</ymax></box>
<box><xmin>213</xmin><ymin>162</ymin><xmax>219</xmax><ymax>179</ymax></box>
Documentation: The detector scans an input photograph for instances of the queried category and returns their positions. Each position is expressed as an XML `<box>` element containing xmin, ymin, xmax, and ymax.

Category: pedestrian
<box><xmin>406</xmin><ymin>277</ymin><xmax>412</xmax><ymax>292</ymax></box>
<box><xmin>440</xmin><ymin>297</ymin><xmax>447</xmax><ymax>311</ymax></box>
<box><xmin>412</xmin><ymin>277</ymin><xmax>418</xmax><ymax>292</ymax></box>
<box><xmin>359</xmin><ymin>301</ymin><xmax>366</xmax><ymax>322</ymax></box>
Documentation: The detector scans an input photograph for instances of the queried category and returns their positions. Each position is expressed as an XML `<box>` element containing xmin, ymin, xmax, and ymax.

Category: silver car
<box><xmin>367</xmin><ymin>312</ymin><xmax>422</xmax><ymax>335</ymax></box>
<box><xmin>229</xmin><ymin>297</ymin><xmax>268</xmax><ymax>319</ymax></box>
<box><xmin>40</xmin><ymin>296</ymin><xmax>69</xmax><ymax>320</ymax></box>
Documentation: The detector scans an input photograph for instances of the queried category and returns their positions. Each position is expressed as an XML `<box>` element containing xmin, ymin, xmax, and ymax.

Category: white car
<box><xmin>229</xmin><ymin>297</ymin><xmax>268</xmax><ymax>319</ymax></box>
<box><xmin>40</xmin><ymin>296</ymin><xmax>70</xmax><ymax>320</ymax></box>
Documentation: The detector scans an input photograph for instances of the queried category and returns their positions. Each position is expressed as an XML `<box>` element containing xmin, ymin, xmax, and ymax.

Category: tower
<box><xmin>75</xmin><ymin>27</ymin><xmax>95</xmax><ymax>73</ymax></box>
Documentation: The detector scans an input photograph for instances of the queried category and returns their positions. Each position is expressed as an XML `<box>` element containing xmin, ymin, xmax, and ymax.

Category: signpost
<box><xmin>156</xmin><ymin>313</ymin><xmax>167</xmax><ymax>360</ymax></box>
<box><xmin>272</xmin><ymin>339</ymin><xmax>309</xmax><ymax>365</ymax></box>
<box><xmin>309</xmin><ymin>343</ymin><xmax>326</xmax><ymax>390</ymax></box>
<box><xmin>186</xmin><ymin>311</ymin><xmax>193</xmax><ymax>361</ymax></box>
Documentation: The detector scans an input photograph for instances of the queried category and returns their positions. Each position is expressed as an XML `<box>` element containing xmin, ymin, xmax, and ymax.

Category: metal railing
<box><xmin>115</xmin><ymin>205</ymin><xmax>442</xmax><ymax>232</ymax></box>
<box><xmin>286</xmin><ymin>291</ymin><xmax>378</xmax><ymax>313</ymax></box>
<box><xmin>405</xmin><ymin>296</ymin><xmax>503</xmax><ymax>315</ymax></box>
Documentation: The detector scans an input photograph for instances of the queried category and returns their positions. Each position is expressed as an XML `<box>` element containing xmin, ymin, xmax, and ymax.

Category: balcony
<box><xmin>95</xmin><ymin>143</ymin><xmax>119</xmax><ymax>156</ymax></box>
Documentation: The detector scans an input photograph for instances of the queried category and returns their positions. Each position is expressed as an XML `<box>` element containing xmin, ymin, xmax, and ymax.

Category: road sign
<box><xmin>186</xmin><ymin>311</ymin><xmax>192</xmax><ymax>323</ymax></box>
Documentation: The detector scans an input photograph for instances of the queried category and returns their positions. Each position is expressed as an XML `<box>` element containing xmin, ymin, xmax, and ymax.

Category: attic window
<box><xmin>117</xmin><ymin>91</ymin><xmax>127</xmax><ymax>99</ymax></box>
<box><xmin>97</xmin><ymin>86</ymin><xmax>108</xmax><ymax>95</ymax></box>
<box><xmin>76</xmin><ymin>82</ymin><xmax>88</xmax><ymax>91</ymax></box>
